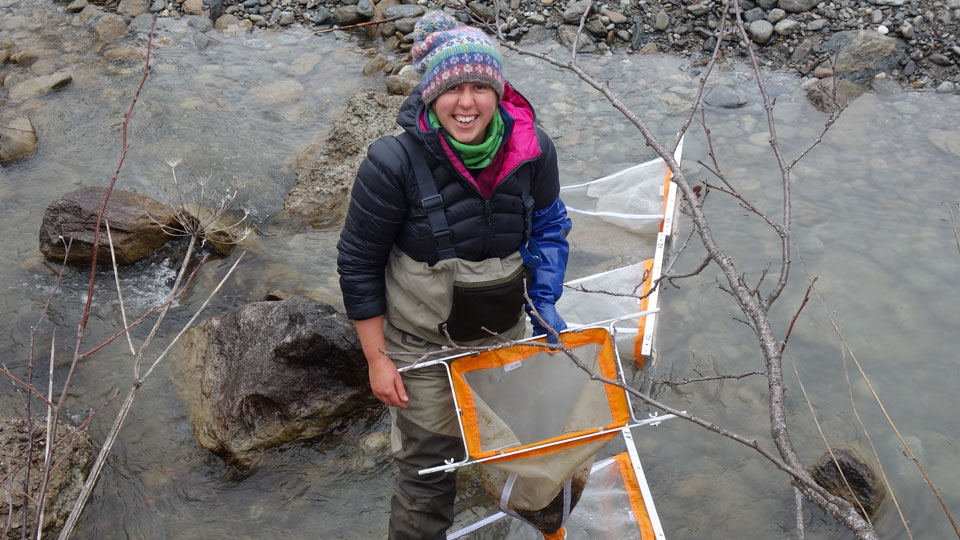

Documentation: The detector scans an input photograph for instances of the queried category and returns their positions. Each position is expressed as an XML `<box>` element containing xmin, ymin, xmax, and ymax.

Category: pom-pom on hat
<box><xmin>411</xmin><ymin>11</ymin><xmax>505</xmax><ymax>106</ymax></box>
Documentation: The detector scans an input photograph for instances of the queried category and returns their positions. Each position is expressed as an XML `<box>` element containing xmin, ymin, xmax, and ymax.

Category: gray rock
<box><xmin>278</xmin><ymin>10</ymin><xmax>295</xmax><ymax>25</ymax></box>
<box><xmin>899</xmin><ymin>21</ymin><xmax>913</xmax><ymax>38</ymax></box>
<box><xmin>929</xmin><ymin>129</ymin><xmax>960</xmax><ymax>157</ymax></box>
<box><xmin>936</xmin><ymin>81</ymin><xmax>956</xmax><ymax>93</ymax></box>
<box><xmin>928</xmin><ymin>53</ymin><xmax>952</xmax><ymax>66</ymax></box>
<box><xmin>902</xmin><ymin>59</ymin><xmax>916</xmax><ymax>76</ymax></box>
<box><xmin>790</xmin><ymin>37</ymin><xmax>815</xmax><ymax>63</ymax></box>
<box><xmin>66</xmin><ymin>0</ymin><xmax>88</xmax><ymax>12</ymax></box>
<box><xmin>779</xmin><ymin>0</ymin><xmax>818</xmax><ymax>13</ymax></box>
<box><xmin>149</xmin><ymin>0</ymin><xmax>165</xmax><ymax>12</ymax></box>
<box><xmin>39</xmin><ymin>187</ymin><xmax>176</xmax><ymax>265</ymax></box>
<box><xmin>170</xmin><ymin>296</ymin><xmax>375</xmax><ymax>469</ymax></box>
<box><xmin>871</xmin><ymin>9</ymin><xmax>883</xmax><ymax>23</ymax></box>
<box><xmin>704</xmin><ymin>85</ymin><xmax>749</xmax><ymax>108</ymax></box>
<box><xmin>0</xmin><ymin>417</ymin><xmax>94</xmax><ymax>539</ymax></box>
<box><xmin>802</xmin><ymin>76</ymin><xmax>866</xmax><ymax>112</ymax></box>
<box><xmin>313</xmin><ymin>6</ymin><xmax>331</xmax><ymax>24</ymax></box>
<box><xmin>94</xmin><ymin>14</ymin><xmax>129</xmax><ymax>42</ymax></box>
<box><xmin>744</xmin><ymin>7</ymin><xmax>765</xmax><ymax>22</ymax></box>
<box><xmin>282</xmin><ymin>92</ymin><xmax>406</xmax><ymax>226</ymax></box>
<box><xmin>386</xmin><ymin>74</ymin><xmax>419</xmax><ymax>96</ymax></box>
<box><xmin>747</xmin><ymin>19</ymin><xmax>774</xmax><ymax>43</ymax></box>
<box><xmin>868</xmin><ymin>0</ymin><xmax>905</xmax><ymax>5</ymax></box>
<box><xmin>563</xmin><ymin>0</ymin><xmax>592</xmax><ymax>24</ymax></box>
<box><xmin>363</xmin><ymin>55</ymin><xmax>388</xmax><ymax>76</ymax></box>
<box><xmin>356</xmin><ymin>0</ymin><xmax>373</xmax><ymax>17</ymax></box>
<box><xmin>686</xmin><ymin>4</ymin><xmax>710</xmax><ymax>16</ymax></box>
<box><xmin>131</xmin><ymin>12</ymin><xmax>155</xmax><ymax>32</ymax></box>
<box><xmin>820</xmin><ymin>30</ymin><xmax>907</xmax><ymax>84</ymax></box>
<box><xmin>188</xmin><ymin>15</ymin><xmax>214</xmax><ymax>31</ymax></box>
<box><xmin>767</xmin><ymin>7</ymin><xmax>787</xmax><ymax>22</ymax></box>
<box><xmin>394</xmin><ymin>16</ymin><xmax>418</xmax><ymax>34</ymax></box>
<box><xmin>333</xmin><ymin>5</ymin><xmax>363</xmax><ymax>25</ymax></box>
<box><xmin>0</xmin><ymin>114</ymin><xmax>37</xmax><ymax>163</ymax></box>
<box><xmin>600</xmin><ymin>8</ymin><xmax>627</xmax><ymax>24</ymax></box>
<box><xmin>522</xmin><ymin>25</ymin><xmax>554</xmax><ymax>44</ymax></box>
<box><xmin>8</xmin><ymin>71</ymin><xmax>73</xmax><ymax>101</ymax></box>
<box><xmin>557</xmin><ymin>24</ymin><xmax>597</xmax><ymax>52</ymax></box>
<box><xmin>214</xmin><ymin>13</ymin><xmax>240</xmax><ymax>29</ymax></box>
<box><xmin>758</xmin><ymin>0</ymin><xmax>778</xmax><ymax>8</ymax></box>
<box><xmin>774</xmin><ymin>18</ymin><xmax>801</xmax><ymax>35</ymax></box>
<box><xmin>585</xmin><ymin>18</ymin><xmax>607</xmax><ymax>38</ymax></box>
<box><xmin>194</xmin><ymin>31</ymin><xmax>213</xmax><ymax>50</ymax></box>
<box><xmin>468</xmin><ymin>1</ymin><xmax>496</xmax><ymax>22</ymax></box>
<box><xmin>948</xmin><ymin>0</ymin><xmax>960</xmax><ymax>7</ymax></box>
<box><xmin>654</xmin><ymin>9</ymin><xmax>670</xmax><ymax>31</ymax></box>
<box><xmin>382</xmin><ymin>4</ymin><xmax>424</xmax><ymax>18</ymax></box>
<box><xmin>117</xmin><ymin>0</ymin><xmax>149</xmax><ymax>18</ymax></box>
<box><xmin>807</xmin><ymin>447</ymin><xmax>885</xmax><ymax>518</ymax></box>
<box><xmin>806</xmin><ymin>18</ymin><xmax>828</xmax><ymax>31</ymax></box>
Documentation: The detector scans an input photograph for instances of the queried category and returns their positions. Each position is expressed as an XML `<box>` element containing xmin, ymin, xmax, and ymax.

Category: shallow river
<box><xmin>2</xmin><ymin>1</ymin><xmax>959</xmax><ymax>539</ymax></box>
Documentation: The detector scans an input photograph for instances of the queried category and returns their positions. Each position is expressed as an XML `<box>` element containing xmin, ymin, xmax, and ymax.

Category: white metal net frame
<box><xmin>398</xmin><ymin>323</ymin><xmax>662</xmax><ymax>477</ymax></box>
<box><xmin>444</xmin><ymin>424</ymin><xmax>673</xmax><ymax>540</ymax></box>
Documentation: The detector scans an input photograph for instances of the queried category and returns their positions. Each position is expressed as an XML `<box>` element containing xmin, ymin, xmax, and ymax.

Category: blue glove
<box><xmin>528</xmin><ymin>299</ymin><xmax>567</xmax><ymax>343</ymax></box>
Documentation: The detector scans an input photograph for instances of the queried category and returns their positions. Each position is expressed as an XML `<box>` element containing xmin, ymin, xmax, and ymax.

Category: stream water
<box><xmin>2</xmin><ymin>2</ymin><xmax>960</xmax><ymax>539</ymax></box>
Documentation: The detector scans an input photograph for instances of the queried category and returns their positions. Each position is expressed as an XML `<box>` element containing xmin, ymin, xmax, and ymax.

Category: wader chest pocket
<box><xmin>441</xmin><ymin>265</ymin><xmax>529</xmax><ymax>342</ymax></box>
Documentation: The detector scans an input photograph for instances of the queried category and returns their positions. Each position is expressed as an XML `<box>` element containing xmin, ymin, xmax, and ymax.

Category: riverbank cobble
<box><xmin>63</xmin><ymin>0</ymin><xmax>960</xmax><ymax>90</ymax></box>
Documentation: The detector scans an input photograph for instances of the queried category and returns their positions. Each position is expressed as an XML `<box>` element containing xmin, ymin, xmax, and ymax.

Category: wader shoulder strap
<box><xmin>394</xmin><ymin>132</ymin><xmax>457</xmax><ymax>261</ymax></box>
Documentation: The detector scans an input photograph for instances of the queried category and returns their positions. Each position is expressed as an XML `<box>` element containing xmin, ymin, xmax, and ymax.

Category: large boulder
<box><xmin>39</xmin><ymin>187</ymin><xmax>177</xmax><ymax>265</ymax></box>
<box><xmin>820</xmin><ymin>30</ymin><xmax>908</xmax><ymax>85</ymax></box>
<box><xmin>0</xmin><ymin>114</ymin><xmax>37</xmax><ymax>163</ymax></box>
<box><xmin>170</xmin><ymin>295</ymin><xmax>375</xmax><ymax>469</ymax></box>
<box><xmin>808</xmin><ymin>446</ymin><xmax>885</xmax><ymax>518</ymax></box>
<box><xmin>0</xmin><ymin>417</ymin><xmax>95</xmax><ymax>540</ymax></box>
<box><xmin>280</xmin><ymin>91</ymin><xmax>405</xmax><ymax>228</ymax></box>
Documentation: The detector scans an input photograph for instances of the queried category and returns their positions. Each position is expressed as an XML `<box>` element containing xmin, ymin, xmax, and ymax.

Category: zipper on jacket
<box><xmin>483</xmin><ymin>200</ymin><xmax>493</xmax><ymax>253</ymax></box>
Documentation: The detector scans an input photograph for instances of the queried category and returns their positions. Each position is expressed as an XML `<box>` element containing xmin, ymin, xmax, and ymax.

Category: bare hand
<box><xmin>368</xmin><ymin>355</ymin><xmax>408</xmax><ymax>408</ymax></box>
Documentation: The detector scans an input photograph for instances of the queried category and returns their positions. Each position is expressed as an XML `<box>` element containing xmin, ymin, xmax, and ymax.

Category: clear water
<box><xmin>2</xmin><ymin>2</ymin><xmax>959</xmax><ymax>538</ymax></box>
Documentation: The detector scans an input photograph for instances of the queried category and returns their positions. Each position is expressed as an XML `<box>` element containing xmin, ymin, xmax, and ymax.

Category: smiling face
<box><xmin>431</xmin><ymin>82</ymin><xmax>498</xmax><ymax>145</ymax></box>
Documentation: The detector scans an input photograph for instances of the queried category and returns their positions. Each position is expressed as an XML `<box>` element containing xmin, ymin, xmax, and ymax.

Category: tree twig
<box><xmin>313</xmin><ymin>15</ymin><xmax>404</xmax><ymax>34</ymax></box>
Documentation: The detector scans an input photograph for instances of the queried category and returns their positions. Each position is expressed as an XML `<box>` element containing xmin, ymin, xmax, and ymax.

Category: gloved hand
<box><xmin>528</xmin><ymin>299</ymin><xmax>567</xmax><ymax>343</ymax></box>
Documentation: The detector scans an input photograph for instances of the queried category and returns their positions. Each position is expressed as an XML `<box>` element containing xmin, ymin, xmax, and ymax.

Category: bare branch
<box><xmin>646</xmin><ymin>370</ymin><xmax>766</xmax><ymax>387</ymax></box>
<box><xmin>105</xmin><ymin>221</ymin><xmax>137</xmax><ymax>356</ymax></box>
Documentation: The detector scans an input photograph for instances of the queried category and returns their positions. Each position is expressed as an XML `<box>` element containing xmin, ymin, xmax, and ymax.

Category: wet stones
<box><xmin>0</xmin><ymin>417</ymin><xmax>95</xmax><ymax>540</ymax></box>
<box><xmin>820</xmin><ymin>30</ymin><xmax>907</xmax><ymax>84</ymax></box>
<box><xmin>807</xmin><ymin>447</ymin><xmax>886</xmax><ymax>518</ymax></box>
<box><xmin>117</xmin><ymin>0</ymin><xmax>149</xmax><ymax>18</ymax></box>
<box><xmin>38</xmin><ymin>187</ymin><xmax>177</xmax><ymax>266</ymax></box>
<box><xmin>281</xmin><ymin>91</ymin><xmax>405</xmax><ymax>227</ymax></box>
<box><xmin>7</xmin><ymin>70</ymin><xmax>73</xmax><ymax>101</ymax></box>
<box><xmin>0</xmin><ymin>114</ymin><xmax>37</xmax><ymax>163</ymax></box>
<box><xmin>93</xmin><ymin>13</ymin><xmax>129</xmax><ymax>42</ymax></box>
<box><xmin>748</xmin><ymin>19</ymin><xmax>775</xmax><ymax>44</ymax></box>
<box><xmin>170</xmin><ymin>295</ymin><xmax>374</xmax><ymax>469</ymax></box>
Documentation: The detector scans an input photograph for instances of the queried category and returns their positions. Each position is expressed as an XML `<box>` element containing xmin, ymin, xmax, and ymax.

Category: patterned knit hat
<box><xmin>411</xmin><ymin>11</ymin><xmax>505</xmax><ymax>106</ymax></box>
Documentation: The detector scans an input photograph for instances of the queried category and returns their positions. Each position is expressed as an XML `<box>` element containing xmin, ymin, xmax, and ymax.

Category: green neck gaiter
<box><xmin>428</xmin><ymin>108</ymin><xmax>505</xmax><ymax>169</ymax></box>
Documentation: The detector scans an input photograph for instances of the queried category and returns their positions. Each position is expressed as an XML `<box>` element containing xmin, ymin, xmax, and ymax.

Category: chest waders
<box><xmin>381</xmin><ymin>132</ymin><xmax>533</xmax><ymax>540</ymax></box>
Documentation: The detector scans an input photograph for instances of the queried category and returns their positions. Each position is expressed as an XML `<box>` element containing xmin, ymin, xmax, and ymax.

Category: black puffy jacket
<box><xmin>337</xmin><ymin>83</ymin><xmax>561</xmax><ymax>321</ymax></box>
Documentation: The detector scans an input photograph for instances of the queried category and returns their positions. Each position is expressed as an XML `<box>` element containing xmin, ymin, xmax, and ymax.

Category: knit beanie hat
<box><xmin>411</xmin><ymin>11</ymin><xmax>505</xmax><ymax>106</ymax></box>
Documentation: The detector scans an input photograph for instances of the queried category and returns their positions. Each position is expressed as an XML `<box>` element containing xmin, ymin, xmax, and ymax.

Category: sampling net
<box><xmin>449</xmin><ymin>328</ymin><xmax>629</xmax><ymax>517</ymax></box>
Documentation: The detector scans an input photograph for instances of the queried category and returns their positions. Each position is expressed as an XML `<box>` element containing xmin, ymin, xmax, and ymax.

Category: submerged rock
<box><xmin>170</xmin><ymin>295</ymin><xmax>375</xmax><ymax>469</ymax></box>
<box><xmin>7</xmin><ymin>71</ymin><xmax>73</xmax><ymax>101</ymax></box>
<box><xmin>0</xmin><ymin>417</ymin><xmax>95</xmax><ymax>540</ymax></box>
<box><xmin>280</xmin><ymin>91</ymin><xmax>405</xmax><ymax>228</ymax></box>
<box><xmin>0</xmin><ymin>114</ymin><xmax>38</xmax><ymax>163</ymax></box>
<box><xmin>38</xmin><ymin>187</ymin><xmax>176</xmax><ymax>265</ymax></box>
<box><xmin>808</xmin><ymin>446</ymin><xmax>885</xmax><ymax>518</ymax></box>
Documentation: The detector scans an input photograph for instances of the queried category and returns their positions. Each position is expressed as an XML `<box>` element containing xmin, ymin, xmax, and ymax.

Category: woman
<box><xmin>336</xmin><ymin>11</ymin><xmax>571</xmax><ymax>539</ymax></box>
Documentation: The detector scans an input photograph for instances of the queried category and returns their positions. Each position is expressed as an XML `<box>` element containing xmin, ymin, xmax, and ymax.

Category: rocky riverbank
<box><xmin>48</xmin><ymin>0</ymin><xmax>960</xmax><ymax>93</ymax></box>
